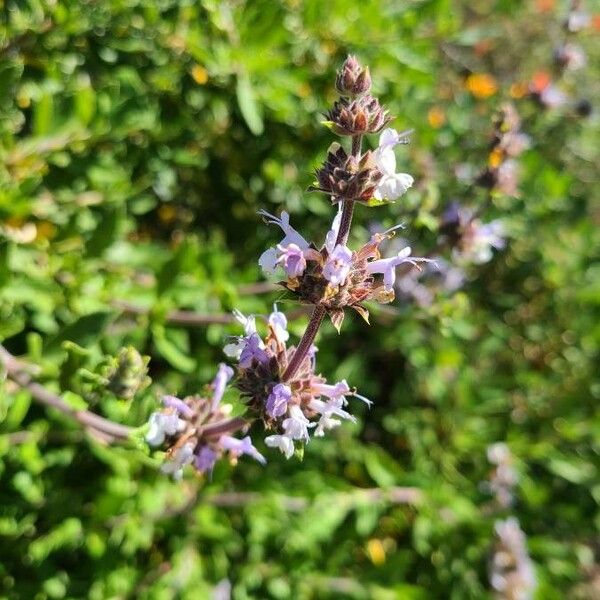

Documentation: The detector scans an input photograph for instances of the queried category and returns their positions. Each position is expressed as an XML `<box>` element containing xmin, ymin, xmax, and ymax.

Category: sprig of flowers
<box><xmin>145</xmin><ymin>55</ymin><xmax>436</xmax><ymax>477</ymax></box>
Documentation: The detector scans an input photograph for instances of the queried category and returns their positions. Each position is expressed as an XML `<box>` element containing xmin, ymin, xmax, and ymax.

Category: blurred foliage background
<box><xmin>1</xmin><ymin>0</ymin><xmax>599</xmax><ymax>598</ymax></box>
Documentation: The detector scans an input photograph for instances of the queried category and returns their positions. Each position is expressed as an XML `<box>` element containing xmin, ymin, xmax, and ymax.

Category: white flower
<box><xmin>282</xmin><ymin>405</ymin><xmax>314</xmax><ymax>442</ymax></box>
<box><xmin>366</xmin><ymin>247</ymin><xmax>433</xmax><ymax>290</ymax></box>
<box><xmin>258</xmin><ymin>210</ymin><xmax>309</xmax><ymax>275</ymax></box>
<box><xmin>309</xmin><ymin>397</ymin><xmax>356</xmax><ymax>437</ymax></box>
<box><xmin>373</xmin><ymin>128</ymin><xmax>414</xmax><ymax>201</ymax></box>
<box><xmin>160</xmin><ymin>442</ymin><xmax>195</xmax><ymax>480</ymax></box>
<box><xmin>265</xmin><ymin>434</ymin><xmax>295</xmax><ymax>459</ymax></box>
<box><xmin>145</xmin><ymin>411</ymin><xmax>185</xmax><ymax>446</ymax></box>
<box><xmin>325</xmin><ymin>203</ymin><xmax>344</xmax><ymax>253</ymax></box>
<box><xmin>268</xmin><ymin>304</ymin><xmax>289</xmax><ymax>344</ymax></box>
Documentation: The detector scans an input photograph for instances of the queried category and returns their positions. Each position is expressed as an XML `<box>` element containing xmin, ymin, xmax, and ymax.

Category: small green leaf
<box><xmin>236</xmin><ymin>72</ymin><xmax>263</xmax><ymax>135</ymax></box>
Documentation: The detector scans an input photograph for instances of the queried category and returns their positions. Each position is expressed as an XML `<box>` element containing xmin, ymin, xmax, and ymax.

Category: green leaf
<box><xmin>236</xmin><ymin>72</ymin><xmax>263</xmax><ymax>135</ymax></box>
<box><xmin>45</xmin><ymin>312</ymin><xmax>115</xmax><ymax>352</ymax></box>
<box><xmin>152</xmin><ymin>325</ymin><xmax>195</xmax><ymax>373</ymax></box>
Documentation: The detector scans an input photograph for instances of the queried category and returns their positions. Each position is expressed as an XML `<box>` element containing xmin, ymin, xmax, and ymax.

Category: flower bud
<box><xmin>324</xmin><ymin>95</ymin><xmax>390</xmax><ymax>136</ymax></box>
<box><xmin>335</xmin><ymin>55</ymin><xmax>371</xmax><ymax>97</ymax></box>
<box><xmin>310</xmin><ymin>144</ymin><xmax>383</xmax><ymax>202</ymax></box>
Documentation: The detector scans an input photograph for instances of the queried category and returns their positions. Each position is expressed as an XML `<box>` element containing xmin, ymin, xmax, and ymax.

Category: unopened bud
<box><xmin>335</xmin><ymin>55</ymin><xmax>371</xmax><ymax>97</ymax></box>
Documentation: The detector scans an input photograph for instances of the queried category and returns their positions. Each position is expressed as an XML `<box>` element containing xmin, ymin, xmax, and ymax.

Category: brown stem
<box><xmin>281</xmin><ymin>305</ymin><xmax>326</xmax><ymax>382</ymax></box>
<box><xmin>202</xmin><ymin>416</ymin><xmax>248</xmax><ymax>438</ymax></box>
<box><xmin>113</xmin><ymin>300</ymin><xmax>310</xmax><ymax>327</ymax></box>
<box><xmin>0</xmin><ymin>344</ymin><xmax>133</xmax><ymax>442</ymax></box>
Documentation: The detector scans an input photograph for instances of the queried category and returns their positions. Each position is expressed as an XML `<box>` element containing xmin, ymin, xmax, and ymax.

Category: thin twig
<box><xmin>204</xmin><ymin>485</ymin><xmax>423</xmax><ymax>511</ymax></box>
<box><xmin>112</xmin><ymin>300</ymin><xmax>311</xmax><ymax>327</ymax></box>
<box><xmin>0</xmin><ymin>344</ymin><xmax>133</xmax><ymax>443</ymax></box>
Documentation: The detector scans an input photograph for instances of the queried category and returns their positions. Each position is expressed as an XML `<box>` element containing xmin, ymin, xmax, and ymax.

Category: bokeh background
<box><xmin>1</xmin><ymin>0</ymin><xmax>599</xmax><ymax>598</ymax></box>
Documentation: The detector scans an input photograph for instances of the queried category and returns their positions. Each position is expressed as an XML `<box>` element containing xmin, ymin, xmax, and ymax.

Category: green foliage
<box><xmin>1</xmin><ymin>0</ymin><xmax>599</xmax><ymax>598</ymax></box>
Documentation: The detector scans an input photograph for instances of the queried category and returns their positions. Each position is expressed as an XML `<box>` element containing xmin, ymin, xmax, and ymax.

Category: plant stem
<box><xmin>0</xmin><ymin>344</ymin><xmax>133</xmax><ymax>442</ymax></box>
<box><xmin>281</xmin><ymin>304</ymin><xmax>326</xmax><ymax>381</ymax></box>
<box><xmin>202</xmin><ymin>416</ymin><xmax>248</xmax><ymax>438</ymax></box>
<box><xmin>282</xmin><ymin>133</ymin><xmax>363</xmax><ymax>382</ymax></box>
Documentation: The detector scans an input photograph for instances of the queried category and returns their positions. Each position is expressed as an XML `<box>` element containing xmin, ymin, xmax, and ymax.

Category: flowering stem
<box><xmin>282</xmin><ymin>134</ymin><xmax>363</xmax><ymax>382</ymax></box>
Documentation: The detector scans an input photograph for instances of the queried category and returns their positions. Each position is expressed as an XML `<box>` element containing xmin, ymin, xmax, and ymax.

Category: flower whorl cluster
<box><xmin>227</xmin><ymin>307</ymin><xmax>368</xmax><ymax>458</ymax></box>
<box><xmin>490</xmin><ymin>518</ymin><xmax>537</xmax><ymax>600</ymax></box>
<box><xmin>260</xmin><ymin>209</ymin><xmax>431</xmax><ymax>330</ymax></box>
<box><xmin>440</xmin><ymin>201</ymin><xmax>506</xmax><ymax>265</ymax></box>
<box><xmin>145</xmin><ymin>364</ymin><xmax>265</xmax><ymax>478</ymax></box>
<box><xmin>486</xmin><ymin>442</ymin><xmax>519</xmax><ymax>509</ymax></box>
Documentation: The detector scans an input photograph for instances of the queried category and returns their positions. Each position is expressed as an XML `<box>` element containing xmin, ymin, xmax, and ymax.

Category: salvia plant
<box><xmin>143</xmin><ymin>55</ymin><xmax>441</xmax><ymax>477</ymax></box>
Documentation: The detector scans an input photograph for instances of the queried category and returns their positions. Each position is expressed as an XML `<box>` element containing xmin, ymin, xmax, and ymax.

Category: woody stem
<box><xmin>282</xmin><ymin>133</ymin><xmax>363</xmax><ymax>383</ymax></box>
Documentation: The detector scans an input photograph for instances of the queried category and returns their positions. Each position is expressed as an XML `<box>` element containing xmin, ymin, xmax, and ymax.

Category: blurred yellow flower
<box><xmin>488</xmin><ymin>148</ymin><xmax>503</xmax><ymax>169</ymax></box>
<box><xmin>366</xmin><ymin>538</ymin><xmax>386</xmax><ymax>565</ymax></box>
<box><xmin>465</xmin><ymin>73</ymin><xmax>498</xmax><ymax>99</ymax></box>
<box><xmin>191</xmin><ymin>64</ymin><xmax>209</xmax><ymax>85</ymax></box>
<box><xmin>427</xmin><ymin>106</ymin><xmax>446</xmax><ymax>128</ymax></box>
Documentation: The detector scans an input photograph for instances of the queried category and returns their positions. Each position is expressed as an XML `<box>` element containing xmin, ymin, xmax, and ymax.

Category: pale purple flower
<box><xmin>268</xmin><ymin>304</ymin><xmax>289</xmax><ymax>344</ymax></box>
<box><xmin>309</xmin><ymin>396</ymin><xmax>356</xmax><ymax>437</ymax></box>
<box><xmin>145</xmin><ymin>411</ymin><xmax>185</xmax><ymax>446</ymax></box>
<box><xmin>456</xmin><ymin>220</ymin><xmax>505</xmax><ymax>265</ymax></box>
<box><xmin>367</xmin><ymin>247</ymin><xmax>433</xmax><ymax>290</ymax></box>
<box><xmin>162</xmin><ymin>395</ymin><xmax>194</xmax><ymax>418</ymax></box>
<box><xmin>266</xmin><ymin>383</ymin><xmax>293</xmax><ymax>418</ymax></box>
<box><xmin>195</xmin><ymin>446</ymin><xmax>218</xmax><ymax>473</ymax></box>
<box><xmin>160</xmin><ymin>442</ymin><xmax>195</xmax><ymax>480</ymax></box>
<box><xmin>312</xmin><ymin>379</ymin><xmax>351</xmax><ymax>401</ymax></box>
<box><xmin>258</xmin><ymin>210</ymin><xmax>309</xmax><ymax>275</ymax></box>
<box><xmin>323</xmin><ymin>244</ymin><xmax>353</xmax><ymax>286</ymax></box>
<box><xmin>282</xmin><ymin>405</ymin><xmax>314</xmax><ymax>441</ymax></box>
<box><xmin>373</xmin><ymin>128</ymin><xmax>414</xmax><ymax>201</ymax></box>
<box><xmin>264</xmin><ymin>434</ymin><xmax>295</xmax><ymax>459</ymax></box>
<box><xmin>276</xmin><ymin>243</ymin><xmax>307</xmax><ymax>278</ymax></box>
<box><xmin>211</xmin><ymin>363</ymin><xmax>234</xmax><ymax>410</ymax></box>
<box><xmin>219</xmin><ymin>435</ymin><xmax>266</xmax><ymax>465</ymax></box>
<box><xmin>539</xmin><ymin>84</ymin><xmax>567</xmax><ymax>109</ymax></box>
<box><xmin>239</xmin><ymin>333</ymin><xmax>269</xmax><ymax>368</ymax></box>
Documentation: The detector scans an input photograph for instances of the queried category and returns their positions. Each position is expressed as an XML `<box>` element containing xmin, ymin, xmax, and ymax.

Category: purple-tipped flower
<box><xmin>366</xmin><ymin>247</ymin><xmax>433</xmax><ymax>290</ymax></box>
<box><xmin>162</xmin><ymin>395</ymin><xmax>194</xmax><ymax>418</ymax></box>
<box><xmin>239</xmin><ymin>333</ymin><xmax>269</xmax><ymax>369</ymax></box>
<box><xmin>258</xmin><ymin>210</ymin><xmax>309</xmax><ymax>276</ymax></box>
<box><xmin>323</xmin><ymin>244</ymin><xmax>353</xmax><ymax>286</ymax></box>
<box><xmin>266</xmin><ymin>383</ymin><xmax>293</xmax><ymax>418</ymax></box>
<box><xmin>211</xmin><ymin>363</ymin><xmax>234</xmax><ymax>410</ymax></box>
<box><xmin>195</xmin><ymin>446</ymin><xmax>219</xmax><ymax>474</ymax></box>
<box><xmin>219</xmin><ymin>435</ymin><xmax>266</xmax><ymax>465</ymax></box>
